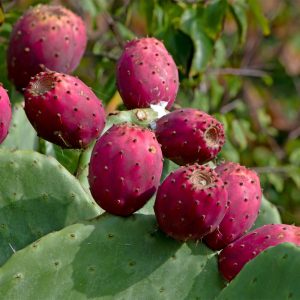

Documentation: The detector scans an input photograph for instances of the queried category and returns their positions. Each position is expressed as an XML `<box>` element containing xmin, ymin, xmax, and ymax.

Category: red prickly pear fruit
<box><xmin>219</xmin><ymin>224</ymin><xmax>300</xmax><ymax>281</ymax></box>
<box><xmin>154</xmin><ymin>164</ymin><xmax>228</xmax><ymax>241</ymax></box>
<box><xmin>0</xmin><ymin>85</ymin><xmax>12</xmax><ymax>144</ymax></box>
<box><xmin>88</xmin><ymin>123</ymin><xmax>163</xmax><ymax>216</ymax></box>
<box><xmin>155</xmin><ymin>108</ymin><xmax>225</xmax><ymax>165</ymax></box>
<box><xmin>24</xmin><ymin>71</ymin><xmax>105</xmax><ymax>149</ymax></box>
<box><xmin>204</xmin><ymin>162</ymin><xmax>262</xmax><ymax>250</ymax></box>
<box><xmin>116</xmin><ymin>37</ymin><xmax>179</xmax><ymax>109</ymax></box>
<box><xmin>7</xmin><ymin>4</ymin><xmax>87</xmax><ymax>91</ymax></box>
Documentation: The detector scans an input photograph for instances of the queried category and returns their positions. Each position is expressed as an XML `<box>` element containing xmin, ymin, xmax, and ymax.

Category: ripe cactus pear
<box><xmin>88</xmin><ymin>123</ymin><xmax>163</xmax><ymax>216</ymax></box>
<box><xmin>116</xmin><ymin>37</ymin><xmax>179</xmax><ymax>109</ymax></box>
<box><xmin>7</xmin><ymin>4</ymin><xmax>87</xmax><ymax>91</ymax></box>
<box><xmin>155</xmin><ymin>108</ymin><xmax>225</xmax><ymax>165</ymax></box>
<box><xmin>204</xmin><ymin>162</ymin><xmax>262</xmax><ymax>250</ymax></box>
<box><xmin>219</xmin><ymin>224</ymin><xmax>300</xmax><ymax>281</ymax></box>
<box><xmin>24</xmin><ymin>71</ymin><xmax>105</xmax><ymax>149</ymax></box>
<box><xmin>154</xmin><ymin>164</ymin><xmax>228</xmax><ymax>241</ymax></box>
<box><xmin>0</xmin><ymin>85</ymin><xmax>12</xmax><ymax>144</ymax></box>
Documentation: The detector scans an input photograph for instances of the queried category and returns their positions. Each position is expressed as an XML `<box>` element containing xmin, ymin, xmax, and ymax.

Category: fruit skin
<box><xmin>204</xmin><ymin>162</ymin><xmax>262</xmax><ymax>250</ymax></box>
<box><xmin>7</xmin><ymin>4</ymin><xmax>87</xmax><ymax>91</ymax></box>
<box><xmin>219</xmin><ymin>224</ymin><xmax>300</xmax><ymax>281</ymax></box>
<box><xmin>154</xmin><ymin>164</ymin><xmax>228</xmax><ymax>241</ymax></box>
<box><xmin>88</xmin><ymin>123</ymin><xmax>163</xmax><ymax>216</ymax></box>
<box><xmin>0</xmin><ymin>85</ymin><xmax>12</xmax><ymax>144</ymax></box>
<box><xmin>155</xmin><ymin>108</ymin><xmax>225</xmax><ymax>165</ymax></box>
<box><xmin>116</xmin><ymin>37</ymin><xmax>179</xmax><ymax>109</ymax></box>
<box><xmin>24</xmin><ymin>71</ymin><xmax>105</xmax><ymax>149</ymax></box>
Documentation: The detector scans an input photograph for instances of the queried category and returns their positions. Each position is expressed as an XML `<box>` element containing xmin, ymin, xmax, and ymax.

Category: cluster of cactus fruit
<box><xmin>0</xmin><ymin>3</ymin><xmax>299</xmax><ymax>292</ymax></box>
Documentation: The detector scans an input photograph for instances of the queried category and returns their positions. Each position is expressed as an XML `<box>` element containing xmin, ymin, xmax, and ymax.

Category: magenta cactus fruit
<box><xmin>204</xmin><ymin>162</ymin><xmax>262</xmax><ymax>250</ymax></box>
<box><xmin>24</xmin><ymin>71</ymin><xmax>105</xmax><ymax>148</ymax></box>
<box><xmin>7</xmin><ymin>4</ymin><xmax>87</xmax><ymax>91</ymax></box>
<box><xmin>116</xmin><ymin>37</ymin><xmax>179</xmax><ymax>109</ymax></box>
<box><xmin>0</xmin><ymin>85</ymin><xmax>12</xmax><ymax>144</ymax></box>
<box><xmin>155</xmin><ymin>108</ymin><xmax>225</xmax><ymax>165</ymax></box>
<box><xmin>154</xmin><ymin>164</ymin><xmax>228</xmax><ymax>241</ymax></box>
<box><xmin>88</xmin><ymin>123</ymin><xmax>163</xmax><ymax>216</ymax></box>
<box><xmin>219</xmin><ymin>224</ymin><xmax>300</xmax><ymax>281</ymax></box>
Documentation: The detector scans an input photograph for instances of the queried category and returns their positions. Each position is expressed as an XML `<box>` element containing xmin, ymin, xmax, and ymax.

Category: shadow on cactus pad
<box><xmin>0</xmin><ymin>150</ymin><xmax>100</xmax><ymax>266</ymax></box>
<box><xmin>0</xmin><ymin>214</ymin><xmax>224</xmax><ymax>299</ymax></box>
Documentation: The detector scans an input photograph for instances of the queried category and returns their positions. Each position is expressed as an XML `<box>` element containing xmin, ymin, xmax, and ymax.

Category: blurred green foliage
<box><xmin>1</xmin><ymin>0</ymin><xmax>300</xmax><ymax>223</ymax></box>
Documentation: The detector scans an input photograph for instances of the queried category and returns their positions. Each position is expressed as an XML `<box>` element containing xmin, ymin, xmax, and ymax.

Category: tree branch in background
<box><xmin>104</xmin><ymin>13</ymin><xmax>125</xmax><ymax>48</ymax></box>
<box><xmin>209</xmin><ymin>68</ymin><xmax>267</xmax><ymax>78</ymax></box>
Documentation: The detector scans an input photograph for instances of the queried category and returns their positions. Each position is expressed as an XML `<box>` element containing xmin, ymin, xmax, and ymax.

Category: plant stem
<box><xmin>74</xmin><ymin>142</ymin><xmax>95</xmax><ymax>178</ymax></box>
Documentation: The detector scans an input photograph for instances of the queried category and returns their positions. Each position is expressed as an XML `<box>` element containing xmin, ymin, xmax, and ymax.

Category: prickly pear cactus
<box><xmin>0</xmin><ymin>103</ymin><xmax>37</xmax><ymax>150</ymax></box>
<box><xmin>0</xmin><ymin>214</ymin><xmax>224</xmax><ymax>299</ymax></box>
<box><xmin>0</xmin><ymin>150</ymin><xmax>100</xmax><ymax>266</ymax></box>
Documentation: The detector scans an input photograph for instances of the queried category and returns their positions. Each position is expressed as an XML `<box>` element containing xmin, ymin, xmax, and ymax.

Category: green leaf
<box><xmin>229</xmin><ymin>1</ymin><xmax>248</xmax><ymax>43</ymax></box>
<box><xmin>268</xmin><ymin>173</ymin><xmax>284</xmax><ymax>193</ymax></box>
<box><xmin>0</xmin><ymin>150</ymin><xmax>100</xmax><ymax>266</ymax></box>
<box><xmin>216</xmin><ymin>243</ymin><xmax>300</xmax><ymax>299</ymax></box>
<box><xmin>248</xmin><ymin>0</ymin><xmax>270</xmax><ymax>36</ymax></box>
<box><xmin>231</xmin><ymin>120</ymin><xmax>247</xmax><ymax>150</ymax></box>
<box><xmin>155</xmin><ymin>26</ymin><xmax>193</xmax><ymax>77</ymax></box>
<box><xmin>180</xmin><ymin>9</ymin><xmax>214</xmax><ymax>75</ymax></box>
<box><xmin>201</xmin><ymin>0</ymin><xmax>227</xmax><ymax>39</ymax></box>
<box><xmin>0</xmin><ymin>214</ymin><xmax>224</xmax><ymax>299</ymax></box>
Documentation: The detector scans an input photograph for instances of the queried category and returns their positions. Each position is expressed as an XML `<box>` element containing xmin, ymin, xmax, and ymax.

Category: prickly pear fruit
<box><xmin>204</xmin><ymin>162</ymin><xmax>262</xmax><ymax>250</ymax></box>
<box><xmin>116</xmin><ymin>37</ymin><xmax>179</xmax><ymax>109</ymax></box>
<box><xmin>219</xmin><ymin>224</ymin><xmax>300</xmax><ymax>281</ymax></box>
<box><xmin>88</xmin><ymin>123</ymin><xmax>163</xmax><ymax>216</ymax></box>
<box><xmin>24</xmin><ymin>71</ymin><xmax>105</xmax><ymax>149</ymax></box>
<box><xmin>154</xmin><ymin>164</ymin><xmax>228</xmax><ymax>241</ymax></box>
<box><xmin>7</xmin><ymin>4</ymin><xmax>87</xmax><ymax>91</ymax></box>
<box><xmin>155</xmin><ymin>108</ymin><xmax>225</xmax><ymax>165</ymax></box>
<box><xmin>0</xmin><ymin>85</ymin><xmax>12</xmax><ymax>144</ymax></box>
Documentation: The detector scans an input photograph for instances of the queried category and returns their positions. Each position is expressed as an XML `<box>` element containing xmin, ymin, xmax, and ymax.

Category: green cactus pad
<box><xmin>251</xmin><ymin>195</ymin><xmax>282</xmax><ymax>230</ymax></box>
<box><xmin>217</xmin><ymin>243</ymin><xmax>300</xmax><ymax>300</ymax></box>
<box><xmin>0</xmin><ymin>214</ymin><xmax>224</xmax><ymax>299</ymax></box>
<box><xmin>0</xmin><ymin>103</ymin><xmax>37</xmax><ymax>150</ymax></box>
<box><xmin>0</xmin><ymin>150</ymin><xmax>101</xmax><ymax>266</ymax></box>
